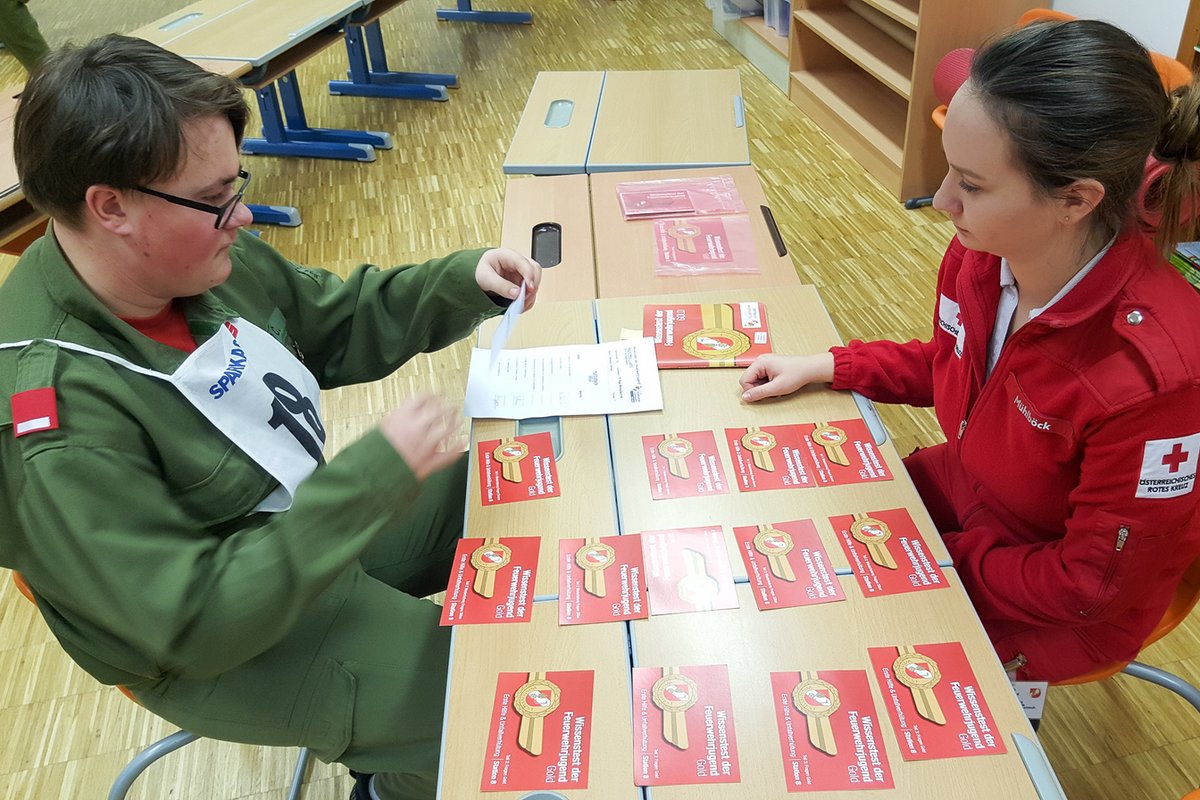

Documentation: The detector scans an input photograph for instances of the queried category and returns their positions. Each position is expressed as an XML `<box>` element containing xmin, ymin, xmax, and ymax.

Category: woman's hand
<box><xmin>379</xmin><ymin>395</ymin><xmax>464</xmax><ymax>480</ymax></box>
<box><xmin>475</xmin><ymin>248</ymin><xmax>541</xmax><ymax>311</ymax></box>
<box><xmin>739</xmin><ymin>352</ymin><xmax>835</xmax><ymax>402</ymax></box>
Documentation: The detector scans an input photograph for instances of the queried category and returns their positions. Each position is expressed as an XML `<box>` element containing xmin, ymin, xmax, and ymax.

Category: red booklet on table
<box><xmin>644</xmin><ymin>302</ymin><xmax>771</xmax><ymax>368</ymax></box>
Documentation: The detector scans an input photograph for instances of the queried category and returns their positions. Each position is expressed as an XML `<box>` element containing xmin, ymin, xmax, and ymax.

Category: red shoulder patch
<box><xmin>11</xmin><ymin>387</ymin><xmax>59</xmax><ymax>437</ymax></box>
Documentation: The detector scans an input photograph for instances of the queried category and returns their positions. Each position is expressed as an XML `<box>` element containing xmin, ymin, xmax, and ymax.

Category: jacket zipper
<box><xmin>954</xmin><ymin>316</ymin><xmax>1047</xmax><ymax>450</ymax></box>
<box><xmin>1079</xmin><ymin>525</ymin><xmax>1129</xmax><ymax>617</ymax></box>
<box><xmin>1001</xmin><ymin>653</ymin><xmax>1027</xmax><ymax>673</ymax></box>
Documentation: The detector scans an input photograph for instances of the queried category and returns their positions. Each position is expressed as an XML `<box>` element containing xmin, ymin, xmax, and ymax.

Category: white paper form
<box><xmin>463</xmin><ymin>337</ymin><xmax>664</xmax><ymax>419</ymax></box>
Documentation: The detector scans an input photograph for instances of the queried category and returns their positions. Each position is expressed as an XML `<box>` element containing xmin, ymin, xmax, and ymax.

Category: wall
<box><xmin>1053</xmin><ymin>0</ymin><xmax>1189</xmax><ymax>55</ymax></box>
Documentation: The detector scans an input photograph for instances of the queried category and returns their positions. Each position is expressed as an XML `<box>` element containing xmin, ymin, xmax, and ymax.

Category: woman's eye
<box><xmin>958</xmin><ymin>181</ymin><xmax>979</xmax><ymax>194</ymax></box>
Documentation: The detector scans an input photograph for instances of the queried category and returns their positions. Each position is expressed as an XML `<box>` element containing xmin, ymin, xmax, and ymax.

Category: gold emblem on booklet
<box><xmin>514</xmin><ymin>672</ymin><xmax>562</xmax><ymax>756</ymax></box>
<box><xmin>753</xmin><ymin>524</ymin><xmax>796</xmax><ymax>581</ymax></box>
<box><xmin>470</xmin><ymin>538</ymin><xmax>512</xmax><ymax>598</ymax></box>
<box><xmin>893</xmin><ymin>647</ymin><xmax>946</xmax><ymax>725</ymax></box>
<box><xmin>741</xmin><ymin>427</ymin><xmax>777</xmax><ymax>471</ymax></box>
<box><xmin>493</xmin><ymin>437</ymin><xmax>529</xmax><ymax>483</ymax></box>
<box><xmin>575</xmin><ymin>538</ymin><xmax>616</xmax><ymax>598</ymax></box>
<box><xmin>851</xmin><ymin>513</ymin><xmax>897</xmax><ymax>570</ymax></box>
<box><xmin>811</xmin><ymin>422</ymin><xmax>851</xmax><ymax>466</ymax></box>
<box><xmin>658</xmin><ymin>434</ymin><xmax>693</xmax><ymax>479</ymax></box>
<box><xmin>652</xmin><ymin>668</ymin><xmax>699</xmax><ymax>750</ymax></box>
<box><xmin>793</xmin><ymin>672</ymin><xmax>840</xmax><ymax>755</ymax></box>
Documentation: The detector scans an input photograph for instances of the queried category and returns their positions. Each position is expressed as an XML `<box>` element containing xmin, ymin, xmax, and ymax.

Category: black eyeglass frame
<box><xmin>133</xmin><ymin>169</ymin><xmax>251</xmax><ymax>229</ymax></box>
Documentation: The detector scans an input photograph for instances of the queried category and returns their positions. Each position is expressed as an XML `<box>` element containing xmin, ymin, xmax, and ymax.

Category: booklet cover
<box><xmin>644</xmin><ymin>302</ymin><xmax>771</xmax><ymax>368</ymax></box>
<box><xmin>869</xmin><ymin>642</ymin><xmax>1007</xmax><ymax>761</ymax></box>
<box><xmin>830</xmin><ymin>508</ymin><xmax>948</xmax><ymax>597</ymax></box>
<box><xmin>641</xmin><ymin>525</ymin><xmax>739</xmax><ymax>616</ymax></box>
<box><xmin>733</xmin><ymin>520</ymin><xmax>845</xmax><ymax>610</ymax></box>
<box><xmin>632</xmin><ymin>663</ymin><xmax>740</xmax><ymax>786</ymax></box>
<box><xmin>770</xmin><ymin>669</ymin><xmax>894</xmax><ymax>791</ymax></box>
<box><xmin>558</xmin><ymin>535</ymin><xmax>649</xmax><ymax>625</ymax></box>
<box><xmin>480</xmin><ymin>669</ymin><xmax>595</xmax><ymax>792</ymax></box>
<box><xmin>440</xmin><ymin>536</ymin><xmax>540</xmax><ymax>625</ymax></box>
<box><xmin>476</xmin><ymin>432</ymin><xmax>560</xmax><ymax>506</ymax></box>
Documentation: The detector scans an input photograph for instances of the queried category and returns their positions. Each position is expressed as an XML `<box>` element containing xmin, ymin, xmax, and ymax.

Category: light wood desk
<box><xmin>586</xmin><ymin>69</ymin><xmax>750</xmax><ymax>173</ymax></box>
<box><xmin>596</xmin><ymin>286</ymin><xmax>951</xmax><ymax>580</ymax></box>
<box><xmin>591</xmin><ymin>166</ymin><xmax>800</xmax><ymax>297</ymax></box>
<box><xmin>469</xmin><ymin>301</ymin><xmax>616</xmax><ymax>597</ymax></box>
<box><xmin>631</xmin><ymin>578</ymin><xmax>1045</xmax><ymax>799</ymax></box>
<box><xmin>438</xmin><ymin>600</ymin><xmax>638</xmax><ymax>800</ymax></box>
<box><xmin>504</xmin><ymin>70</ymin><xmax>750</xmax><ymax>176</ymax></box>
<box><xmin>129</xmin><ymin>0</ymin><xmax>361</xmax><ymax>65</ymax></box>
<box><xmin>504</xmin><ymin>72</ymin><xmax>605</xmax><ymax>175</ymax></box>
<box><xmin>500</xmin><ymin>175</ymin><xmax>597</xmax><ymax>302</ymax></box>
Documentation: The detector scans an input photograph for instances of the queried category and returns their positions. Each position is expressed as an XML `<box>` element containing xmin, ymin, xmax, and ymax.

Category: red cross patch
<box><xmin>11</xmin><ymin>387</ymin><xmax>59</xmax><ymax>437</ymax></box>
<box><xmin>1137</xmin><ymin>433</ymin><xmax>1200</xmax><ymax>498</ymax></box>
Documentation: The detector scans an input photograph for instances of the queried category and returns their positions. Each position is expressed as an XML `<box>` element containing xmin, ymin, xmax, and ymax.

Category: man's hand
<box><xmin>475</xmin><ymin>248</ymin><xmax>541</xmax><ymax>311</ymax></box>
<box><xmin>379</xmin><ymin>396</ymin><xmax>464</xmax><ymax>481</ymax></box>
<box><xmin>739</xmin><ymin>353</ymin><xmax>835</xmax><ymax>402</ymax></box>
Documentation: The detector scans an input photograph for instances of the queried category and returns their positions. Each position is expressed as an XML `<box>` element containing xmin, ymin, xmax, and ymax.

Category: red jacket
<box><xmin>832</xmin><ymin>232</ymin><xmax>1200</xmax><ymax>681</ymax></box>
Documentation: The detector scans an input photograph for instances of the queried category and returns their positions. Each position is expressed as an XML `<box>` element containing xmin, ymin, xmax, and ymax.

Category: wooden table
<box><xmin>504</xmin><ymin>70</ymin><xmax>750</xmax><ymax>176</ymax></box>
<box><xmin>586</xmin><ymin>70</ymin><xmax>749</xmax><ymax>173</ymax></box>
<box><xmin>500</xmin><ymin>175</ymin><xmax>597</xmax><ymax>302</ymax></box>
<box><xmin>591</xmin><ymin>166</ymin><xmax>800</xmax><ymax>298</ymax></box>
<box><xmin>439</xmin><ymin>287</ymin><xmax>1065</xmax><ymax>799</ymax></box>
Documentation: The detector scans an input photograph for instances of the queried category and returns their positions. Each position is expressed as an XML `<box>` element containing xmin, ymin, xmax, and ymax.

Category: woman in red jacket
<box><xmin>741</xmin><ymin>19</ymin><xmax>1200</xmax><ymax>682</ymax></box>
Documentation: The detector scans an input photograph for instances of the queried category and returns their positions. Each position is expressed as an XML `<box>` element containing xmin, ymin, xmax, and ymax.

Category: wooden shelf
<box><xmin>852</xmin><ymin>0</ymin><xmax>918</xmax><ymax>31</ymax></box>
<box><xmin>794</xmin><ymin>7</ymin><xmax>913</xmax><ymax>99</ymax></box>
<box><xmin>740</xmin><ymin>14</ymin><xmax>789</xmax><ymax>58</ymax></box>
<box><xmin>790</xmin><ymin>67</ymin><xmax>905</xmax><ymax>167</ymax></box>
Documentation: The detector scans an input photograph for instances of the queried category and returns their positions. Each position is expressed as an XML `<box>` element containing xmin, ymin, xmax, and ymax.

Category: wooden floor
<box><xmin>0</xmin><ymin>0</ymin><xmax>1197</xmax><ymax>798</ymax></box>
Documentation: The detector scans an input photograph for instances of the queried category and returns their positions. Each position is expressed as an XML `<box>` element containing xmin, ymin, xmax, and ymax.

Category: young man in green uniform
<box><xmin>0</xmin><ymin>35</ymin><xmax>540</xmax><ymax>800</ymax></box>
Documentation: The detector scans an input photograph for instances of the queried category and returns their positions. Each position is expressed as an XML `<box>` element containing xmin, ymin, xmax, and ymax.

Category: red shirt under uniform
<box><xmin>832</xmin><ymin>231</ymin><xmax>1200</xmax><ymax>682</ymax></box>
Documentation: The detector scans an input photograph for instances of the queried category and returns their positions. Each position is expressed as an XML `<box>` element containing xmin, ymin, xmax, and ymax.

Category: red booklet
<box><xmin>869</xmin><ymin>642</ymin><xmax>1007</xmax><ymax>760</ymax></box>
<box><xmin>641</xmin><ymin>526</ymin><xmax>739</xmax><ymax>616</ymax></box>
<box><xmin>644</xmin><ymin>302</ymin><xmax>771</xmax><ymax>368</ymax></box>
<box><xmin>770</xmin><ymin>670</ymin><xmax>895</xmax><ymax>791</ymax></box>
<box><xmin>480</xmin><ymin>669</ymin><xmax>595</xmax><ymax>792</ymax></box>
<box><xmin>632</xmin><ymin>663</ymin><xmax>740</xmax><ymax>786</ymax></box>
<box><xmin>558</xmin><ymin>535</ymin><xmax>649</xmax><ymax>625</ymax></box>
<box><xmin>830</xmin><ymin>508</ymin><xmax>948</xmax><ymax>597</ymax></box>
<box><xmin>476</xmin><ymin>432</ymin><xmax>560</xmax><ymax>505</ymax></box>
<box><xmin>642</xmin><ymin>430</ymin><xmax>730</xmax><ymax>500</ymax></box>
<box><xmin>440</xmin><ymin>536</ymin><xmax>540</xmax><ymax>625</ymax></box>
<box><xmin>733</xmin><ymin>520</ymin><xmax>845</xmax><ymax>610</ymax></box>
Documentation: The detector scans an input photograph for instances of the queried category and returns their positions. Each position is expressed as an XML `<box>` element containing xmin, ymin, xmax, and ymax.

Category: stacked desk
<box><xmin>439</xmin><ymin>285</ymin><xmax>1065</xmax><ymax>799</ymax></box>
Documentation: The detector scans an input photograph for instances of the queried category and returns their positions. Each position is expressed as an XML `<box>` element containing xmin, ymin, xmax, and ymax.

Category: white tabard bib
<box><xmin>1</xmin><ymin>317</ymin><xmax>326</xmax><ymax>513</ymax></box>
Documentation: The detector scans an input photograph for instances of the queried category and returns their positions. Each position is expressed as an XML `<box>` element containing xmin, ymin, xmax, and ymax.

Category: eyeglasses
<box><xmin>133</xmin><ymin>169</ymin><xmax>251</xmax><ymax>229</ymax></box>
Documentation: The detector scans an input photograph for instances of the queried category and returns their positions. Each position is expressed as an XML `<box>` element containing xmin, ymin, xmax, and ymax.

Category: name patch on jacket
<box><xmin>1137</xmin><ymin>433</ymin><xmax>1200</xmax><ymax>498</ymax></box>
<box><xmin>937</xmin><ymin>294</ymin><xmax>965</xmax><ymax>358</ymax></box>
<box><xmin>1004</xmin><ymin>375</ymin><xmax>1072</xmax><ymax>438</ymax></box>
<box><xmin>11</xmin><ymin>387</ymin><xmax>59</xmax><ymax>437</ymax></box>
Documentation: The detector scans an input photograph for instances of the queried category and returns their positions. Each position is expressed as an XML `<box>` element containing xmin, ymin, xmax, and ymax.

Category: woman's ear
<box><xmin>1058</xmin><ymin>178</ymin><xmax>1106</xmax><ymax>224</ymax></box>
<box><xmin>83</xmin><ymin>185</ymin><xmax>136</xmax><ymax>235</ymax></box>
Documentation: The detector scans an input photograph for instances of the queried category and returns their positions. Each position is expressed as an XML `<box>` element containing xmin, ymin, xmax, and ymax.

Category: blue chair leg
<box><xmin>107</xmin><ymin>730</ymin><xmax>201</xmax><ymax>800</ymax></box>
<box><xmin>1122</xmin><ymin>660</ymin><xmax>1200</xmax><ymax>713</ymax></box>
<box><xmin>288</xmin><ymin>747</ymin><xmax>312</xmax><ymax>800</ymax></box>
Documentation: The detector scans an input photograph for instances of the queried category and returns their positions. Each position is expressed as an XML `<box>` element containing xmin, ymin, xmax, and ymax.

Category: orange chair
<box><xmin>1051</xmin><ymin>555</ymin><xmax>1200</xmax><ymax>711</ymax></box>
<box><xmin>9</xmin><ymin>572</ymin><xmax>312</xmax><ymax>800</ymax></box>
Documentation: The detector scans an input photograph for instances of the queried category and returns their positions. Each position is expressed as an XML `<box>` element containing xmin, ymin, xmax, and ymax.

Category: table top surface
<box><xmin>500</xmin><ymin>174</ymin><xmax>597</xmax><ymax>302</ymax></box>
<box><xmin>128</xmin><ymin>0</ymin><xmax>362</xmax><ymax>65</ymax></box>
<box><xmin>443</xmin><ymin>286</ymin><xmax>1052</xmax><ymax>798</ymax></box>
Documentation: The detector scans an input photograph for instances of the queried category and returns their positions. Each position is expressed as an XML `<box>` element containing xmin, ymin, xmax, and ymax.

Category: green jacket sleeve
<box><xmin>217</xmin><ymin>232</ymin><xmax>503</xmax><ymax>388</ymax></box>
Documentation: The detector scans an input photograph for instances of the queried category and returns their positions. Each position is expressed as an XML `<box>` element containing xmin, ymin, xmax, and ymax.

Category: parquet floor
<box><xmin>0</xmin><ymin>1</ymin><xmax>1196</xmax><ymax>798</ymax></box>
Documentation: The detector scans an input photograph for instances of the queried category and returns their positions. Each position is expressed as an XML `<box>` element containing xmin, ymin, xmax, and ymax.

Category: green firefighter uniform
<box><xmin>0</xmin><ymin>229</ymin><xmax>502</xmax><ymax>790</ymax></box>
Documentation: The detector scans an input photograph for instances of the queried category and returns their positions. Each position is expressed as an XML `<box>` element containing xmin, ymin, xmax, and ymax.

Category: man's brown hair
<box><xmin>14</xmin><ymin>34</ymin><xmax>249</xmax><ymax>228</ymax></box>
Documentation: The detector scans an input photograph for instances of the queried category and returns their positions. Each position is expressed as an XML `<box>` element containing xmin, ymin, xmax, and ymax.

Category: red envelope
<box><xmin>440</xmin><ymin>536</ymin><xmax>540</xmax><ymax>625</ymax></box>
<box><xmin>770</xmin><ymin>670</ymin><xmax>894</xmax><ymax>791</ymax></box>
<box><xmin>632</xmin><ymin>664</ymin><xmax>740</xmax><ymax>786</ymax></box>
<box><xmin>733</xmin><ymin>520</ymin><xmax>845</xmax><ymax>610</ymax></box>
<box><xmin>477</xmin><ymin>432</ymin><xmax>560</xmax><ymax>505</ymax></box>
<box><xmin>641</xmin><ymin>526</ymin><xmax>739</xmax><ymax>616</ymax></box>
<box><xmin>830</xmin><ymin>508</ymin><xmax>948</xmax><ymax>597</ymax></box>
<box><xmin>481</xmin><ymin>670</ymin><xmax>594</xmax><ymax>791</ymax></box>
<box><xmin>868</xmin><ymin>642</ymin><xmax>1007</xmax><ymax>760</ymax></box>
<box><xmin>559</xmin><ymin>535</ymin><xmax>649</xmax><ymax>625</ymax></box>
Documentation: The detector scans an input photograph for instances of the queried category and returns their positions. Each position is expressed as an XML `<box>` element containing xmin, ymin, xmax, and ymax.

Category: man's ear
<box><xmin>1058</xmin><ymin>178</ymin><xmax>1106</xmax><ymax>225</ymax></box>
<box><xmin>83</xmin><ymin>185</ymin><xmax>136</xmax><ymax>235</ymax></box>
